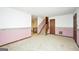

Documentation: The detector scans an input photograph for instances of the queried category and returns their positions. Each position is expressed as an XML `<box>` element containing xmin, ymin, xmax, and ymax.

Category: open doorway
<box><xmin>31</xmin><ymin>16</ymin><xmax>38</xmax><ymax>35</ymax></box>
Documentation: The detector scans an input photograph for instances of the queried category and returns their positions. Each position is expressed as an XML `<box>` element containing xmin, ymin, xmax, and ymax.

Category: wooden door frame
<box><xmin>73</xmin><ymin>13</ymin><xmax>77</xmax><ymax>43</ymax></box>
<box><xmin>50</xmin><ymin>19</ymin><xmax>55</xmax><ymax>34</ymax></box>
<box><xmin>45</xmin><ymin>16</ymin><xmax>49</xmax><ymax>35</ymax></box>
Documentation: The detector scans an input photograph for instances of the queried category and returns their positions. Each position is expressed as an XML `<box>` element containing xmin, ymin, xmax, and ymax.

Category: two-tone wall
<box><xmin>0</xmin><ymin>8</ymin><xmax>31</xmax><ymax>46</ymax></box>
<box><xmin>73</xmin><ymin>8</ymin><xmax>79</xmax><ymax>46</ymax></box>
<box><xmin>49</xmin><ymin>14</ymin><xmax>73</xmax><ymax>37</ymax></box>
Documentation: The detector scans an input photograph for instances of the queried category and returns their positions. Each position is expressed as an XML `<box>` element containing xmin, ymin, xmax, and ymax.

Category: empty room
<box><xmin>0</xmin><ymin>7</ymin><xmax>79</xmax><ymax>51</ymax></box>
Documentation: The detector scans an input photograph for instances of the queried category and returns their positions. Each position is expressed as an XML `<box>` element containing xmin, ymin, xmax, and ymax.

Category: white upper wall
<box><xmin>76</xmin><ymin>8</ymin><xmax>79</xmax><ymax>29</ymax></box>
<box><xmin>0</xmin><ymin>8</ymin><xmax>31</xmax><ymax>29</ymax></box>
<box><xmin>0</xmin><ymin>7</ymin><xmax>75</xmax><ymax>29</ymax></box>
<box><xmin>37</xmin><ymin>17</ymin><xmax>44</xmax><ymax>26</ymax></box>
<box><xmin>49</xmin><ymin>14</ymin><xmax>73</xmax><ymax>27</ymax></box>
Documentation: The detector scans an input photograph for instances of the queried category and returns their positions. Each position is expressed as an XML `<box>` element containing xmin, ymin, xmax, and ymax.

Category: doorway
<box><xmin>50</xmin><ymin>19</ymin><xmax>55</xmax><ymax>34</ymax></box>
<box><xmin>31</xmin><ymin>16</ymin><xmax>38</xmax><ymax>35</ymax></box>
<box><xmin>73</xmin><ymin>13</ymin><xmax>77</xmax><ymax>43</ymax></box>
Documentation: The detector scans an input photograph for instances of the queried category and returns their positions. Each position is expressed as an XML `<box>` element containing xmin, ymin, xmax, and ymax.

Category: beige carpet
<box><xmin>1</xmin><ymin>34</ymin><xmax>79</xmax><ymax>51</ymax></box>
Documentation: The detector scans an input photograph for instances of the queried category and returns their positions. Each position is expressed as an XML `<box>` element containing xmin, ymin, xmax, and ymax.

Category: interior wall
<box><xmin>49</xmin><ymin>14</ymin><xmax>73</xmax><ymax>37</ymax></box>
<box><xmin>0</xmin><ymin>8</ymin><xmax>31</xmax><ymax>28</ymax></box>
<box><xmin>0</xmin><ymin>8</ymin><xmax>31</xmax><ymax>46</ymax></box>
<box><xmin>76</xmin><ymin>8</ymin><xmax>79</xmax><ymax>45</ymax></box>
<box><xmin>38</xmin><ymin>17</ymin><xmax>44</xmax><ymax>26</ymax></box>
<box><xmin>76</xmin><ymin>8</ymin><xmax>79</xmax><ymax>29</ymax></box>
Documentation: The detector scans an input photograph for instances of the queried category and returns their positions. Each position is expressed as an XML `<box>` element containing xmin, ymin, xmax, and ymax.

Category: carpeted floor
<box><xmin>1</xmin><ymin>34</ymin><xmax>79</xmax><ymax>51</ymax></box>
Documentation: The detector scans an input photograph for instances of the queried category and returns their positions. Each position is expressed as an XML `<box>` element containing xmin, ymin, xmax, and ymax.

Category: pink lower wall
<box><xmin>55</xmin><ymin>27</ymin><xmax>73</xmax><ymax>37</ymax></box>
<box><xmin>77</xmin><ymin>30</ymin><xmax>79</xmax><ymax>45</ymax></box>
<box><xmin>0</xmin><ymin>27</ymin><xmax>31</xmax><ymax>46</ymax></box>
<box><xmin>38</xmin><ymin>19</ymin><xmax>45</xmax><ymax>33</ymax></box>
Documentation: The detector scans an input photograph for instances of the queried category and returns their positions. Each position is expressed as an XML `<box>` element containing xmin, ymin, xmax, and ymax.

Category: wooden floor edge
<box><xmin>53</xmin><ymin>34</ymin><xmax>73</xmax><ymax>38</ymax></box>
<box><xmin>0</xmin><ymin>36</ymin><xmax>32</xmax><ymax>47</ymax></box>
<box><xmin>76</xmin><ymin>43</ymin><xmax>79</xmax><ymax>48</ymax></box>
<box><xmin>44</xmin><ymin>33</ymin><xmax>73</xmax><ymax>38</ymax></box>
<box><xmin>74</xmin><ymin>41</ymin><xmax>79</xmax><ymax>48</ymax></box>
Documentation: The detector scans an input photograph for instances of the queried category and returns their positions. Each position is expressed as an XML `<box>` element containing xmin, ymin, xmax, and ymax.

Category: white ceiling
<box><xmin>14</xmin><ymin>7</ymin><xmax>75</xmax><ymax>17</ymax></box>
